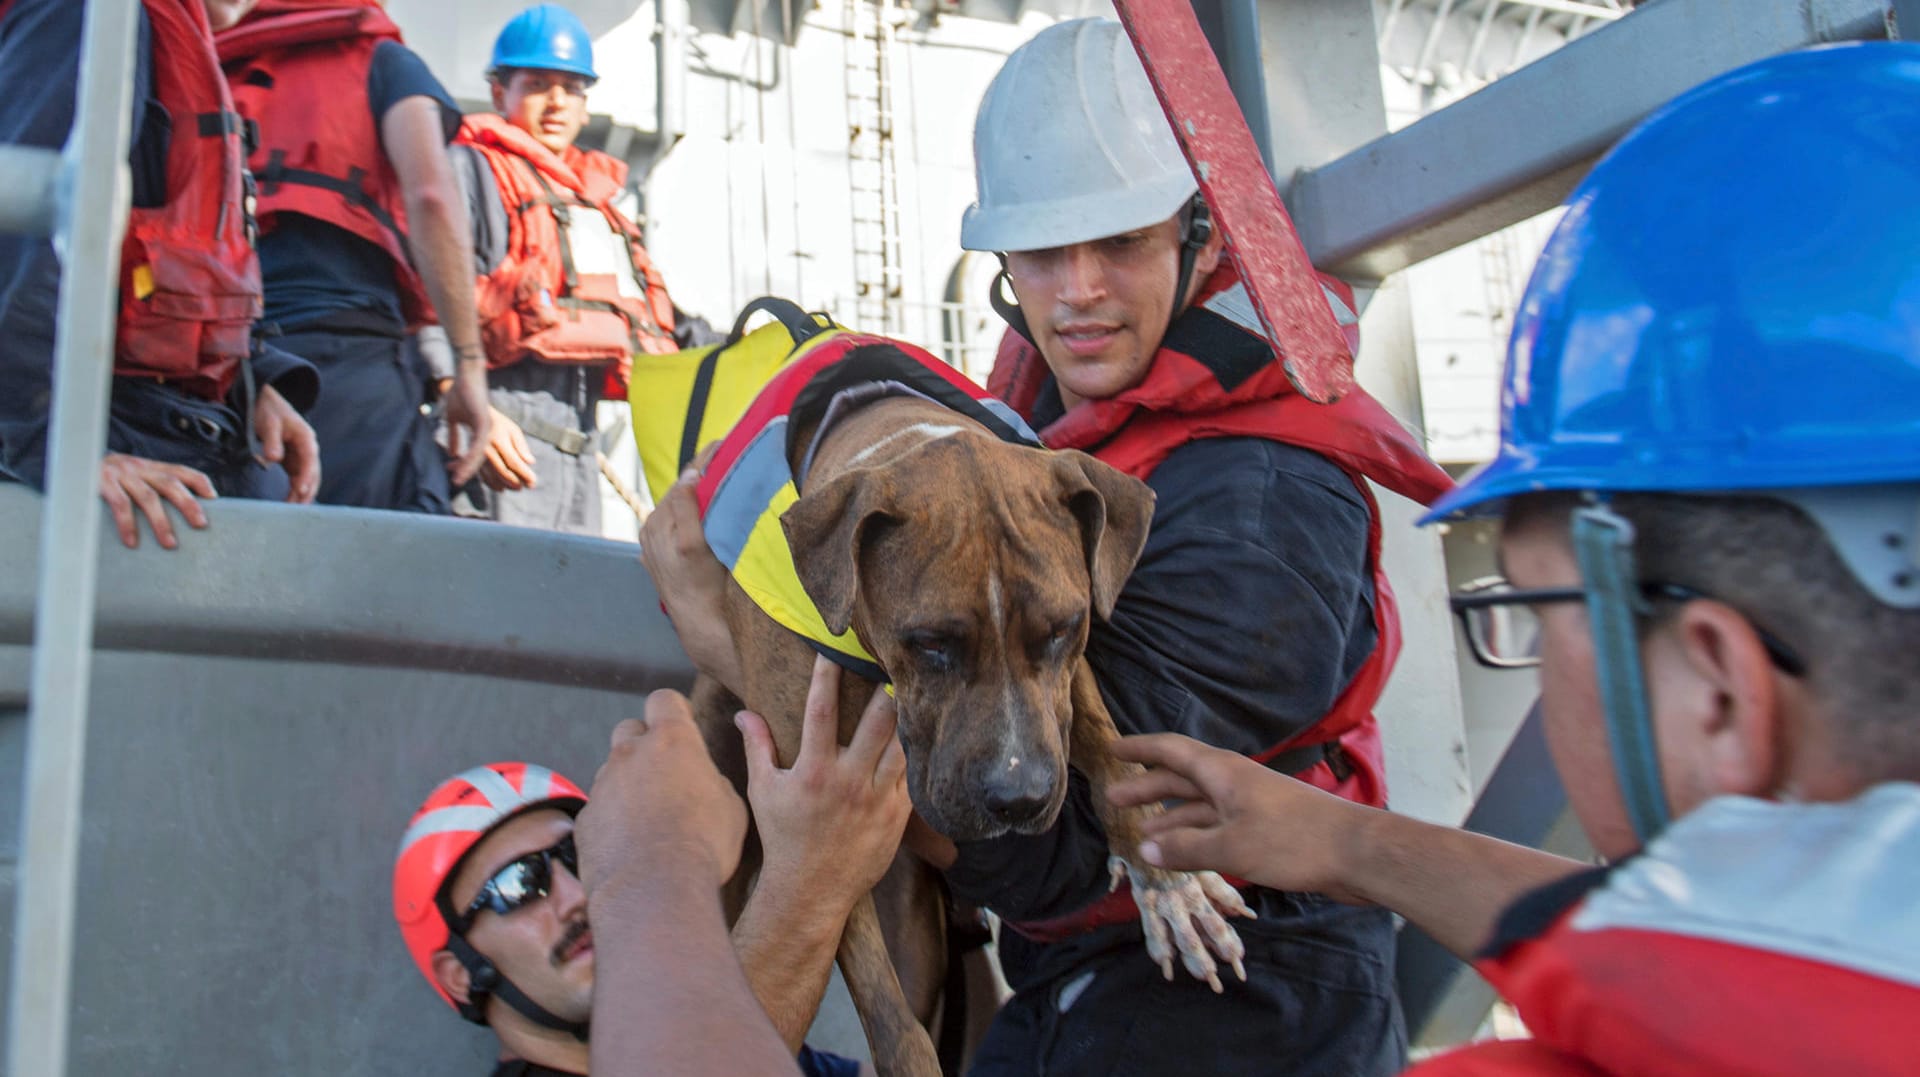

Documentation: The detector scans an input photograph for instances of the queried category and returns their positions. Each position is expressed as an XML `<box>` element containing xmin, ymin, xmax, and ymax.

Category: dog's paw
<box><xmin>1109</xmin><ymin>856</ymin><xmax>1255</xmax><ymax>992</ymax></box>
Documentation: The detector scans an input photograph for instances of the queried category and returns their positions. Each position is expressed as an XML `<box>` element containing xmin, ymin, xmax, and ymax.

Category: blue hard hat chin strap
<box><xmin>1571</xmin><ymin>500</ymin><xmax>1671</xmax><ymax>847</ymax></box>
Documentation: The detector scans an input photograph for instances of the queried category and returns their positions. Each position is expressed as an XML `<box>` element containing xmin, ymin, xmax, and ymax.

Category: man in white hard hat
<box><xmin>918</xmin><ymin>17</ymin><xmax>1453</xmax><ymax>1075</ymax></box>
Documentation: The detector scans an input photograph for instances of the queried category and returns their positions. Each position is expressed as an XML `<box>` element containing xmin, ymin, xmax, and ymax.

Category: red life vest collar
<box><xmin>459</xmin><ymin>113</ymin><xmax>625</xmax><ymax>207</ymax></box>
<box><xmin>988</xmin><ymin>264</ymin><xmax>1451</xmax><ymax>505</ymax></box>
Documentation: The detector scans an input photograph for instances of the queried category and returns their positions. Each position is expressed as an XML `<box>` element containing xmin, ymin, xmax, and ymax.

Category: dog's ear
<box><xmin>1052</xmin><ymin>451</ymin><xmax>1155</xmax><ymax>621</ymax></box>
<box><xmin>782</xmin><ymin>469</ymin><xmax>898</xmax><ymax>636</ymax></box>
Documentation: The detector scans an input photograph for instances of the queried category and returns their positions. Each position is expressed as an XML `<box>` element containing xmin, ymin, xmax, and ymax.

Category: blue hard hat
<box><xmin>1425</xmin><ymin>43</ymin><xmax>1920</xmax><ymax>526</ymax></box>
<box><xmin>489</xmin><ymin>4</ymin><xmax>598</xmax><ymax>83</ymax></box>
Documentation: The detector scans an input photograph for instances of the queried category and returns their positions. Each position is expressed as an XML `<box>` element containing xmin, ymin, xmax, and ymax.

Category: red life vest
<box><xmin>214</xmin><ymin>0</ymin><xmax>433</xmax><ymax>328</ymax></box>
<box><xmin>991</xmin><ymin>265</ymin><xmax>1453</xmax><ymax>941</ymax></box>
<box><xmin>457</xmin><ymin>113</ymin><xmax>678</xmax><ymax>395</ymax></box>
<box><xmin>113</xmin><ymin>0</ymin><xmax>264</xmax><ymax>402</ymax></box>
<box><xmin>1413</xmin><ymin>786</ymin><xmax>1920</xmax><ymax>1076</ymax></box>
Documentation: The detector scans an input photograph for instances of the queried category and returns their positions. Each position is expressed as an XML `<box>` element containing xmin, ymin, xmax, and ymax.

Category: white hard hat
<box><xmin>960</xmin><ymin>18</ymin><xmax>1198</xmax><ymax>253</ymax></box>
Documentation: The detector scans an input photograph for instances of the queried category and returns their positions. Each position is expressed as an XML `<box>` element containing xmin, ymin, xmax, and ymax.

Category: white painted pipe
<box><xmin>9</xmin><ymin>0</ymin><xmax>141</xmax><ymax>1073</ymax></box>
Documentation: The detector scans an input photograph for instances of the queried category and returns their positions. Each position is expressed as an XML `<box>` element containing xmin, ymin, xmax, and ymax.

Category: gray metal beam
<box><xmin>11</xmin><ymin>0</ymin><xmax>141</xmax><ymax>1071</ymax></box>
<box><xmin>1288</xmin><ymin>0</ymin><xmax>1894</xmax><ymax>282</ymax></box>
<box><xmin>0</xmin><ymin>147</ymin><xmax>61</xmax><ymax>238</ymax></box>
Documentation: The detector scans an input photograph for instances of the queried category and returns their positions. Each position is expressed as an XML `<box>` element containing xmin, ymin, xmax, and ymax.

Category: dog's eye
<box><xmin>903</xmin><ymin>634</ymin><xmax>958</xmax><ymax>671</ymax></box>
<box><xmin>1038</xmin><ymin>617</ymin><xmax>1083</xmax><ymax>658</ymax></box>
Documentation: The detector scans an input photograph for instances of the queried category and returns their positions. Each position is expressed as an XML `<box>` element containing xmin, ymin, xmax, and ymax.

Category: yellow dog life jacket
<box><xmin>627</xmin><ymin>303</ymin><xmax>834</xmax><ymax>503</ymax></box>
<box><xmin>659</xmin><ymin>298</ymin><xmax>1040</xmax><ymax>682</ymax></box>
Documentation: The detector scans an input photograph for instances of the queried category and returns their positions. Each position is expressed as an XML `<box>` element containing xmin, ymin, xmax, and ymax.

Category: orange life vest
<box><xmin>214</xmin><ymin>0</ymin><xmax>434</xmax><ymax>329</ymax></box>
<box><xmin>113</xmin><ymin>0</ymin><xmax>264</xmax><ymax>402</ymax></box>
<box><xmin>457</xmin><ymin>112</ymin><xmax>678</xmax><ymax>392</ymax></box>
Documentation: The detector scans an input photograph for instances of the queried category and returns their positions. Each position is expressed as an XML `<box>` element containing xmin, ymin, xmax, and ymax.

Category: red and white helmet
<box><xmin>392</xmin><ymin>762</ymin><xmax>587</xmax><ymax>1013</ymax></box>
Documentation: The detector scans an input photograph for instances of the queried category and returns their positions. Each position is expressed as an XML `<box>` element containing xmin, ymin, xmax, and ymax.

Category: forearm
<box><xmin>591</xmin><ymin>867</ymin><xmax>801</xmax><ymax>1077</ymax></box>
<box><xmin>1346</xmin><ymin>809</ymin><xmax>1587</xmax><ymax>959</ymax></box>
<box><xmin>730</xmin><ymin>873</ymin><xmax>848</xmax><ymax>1052</ymax></box>
<box><xmin>403</xmin><ymin>185</ymin><xmax>482</xmax><ymax>355</ymax></box>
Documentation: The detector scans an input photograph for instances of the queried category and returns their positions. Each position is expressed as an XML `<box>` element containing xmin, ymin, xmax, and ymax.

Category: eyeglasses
<box><xmin>450</xmin><ymin>834</ymin><xmax>577</xmax><ymax>932</ymax></box>
<box><xmin>1449</xmin><ymin>577</ymin><xmax>1807</xmax><ymax>676</ymax></box>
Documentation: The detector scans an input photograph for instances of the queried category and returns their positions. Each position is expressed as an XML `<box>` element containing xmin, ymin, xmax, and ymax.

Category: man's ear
<box><xmin>431</xmin><ymin>949</ymin><xmax>472</xmax><ymax>1007</ymax></box>
<box><xmin>1661</xmin><ymin>600</ymin><xmax>1784</xmax><ymax>801</ymax></box>
<box><xmin>489</xmin><ymin>77</ymin><xmax>508</xmax><ymax>114</ymax></box>
<box><xmin>782</xmin><ymin>469</ymin><xmax>897</xmax><ymax>636</ymax></box>
<box><xmin>1051</xmin><ymin>451</ymin><xmax>1155</xmax><ymax>620</ymax></box>
<box><xmin>1191</xmin><ymin>214</ymin><xmax>1227</xmax><ymax>282</ymax></box>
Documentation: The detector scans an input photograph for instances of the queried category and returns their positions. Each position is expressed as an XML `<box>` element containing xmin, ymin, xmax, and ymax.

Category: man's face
<box><xmin>1003</xmin><ymin>214</ymin><xmax>1222</xmax><ymax>409</ymax></box>
<box><xmin>493</xmin><ymin>69</ymin><xmax>591</xmax><ymax>156</ymax></box>
<box><xmin>202</xmin><ymin>0</ymin><xmax>262</xmax><ymax>31</ymax></box>
<box><xmin>1497</xmin><ymin>513</ymin><xmax>1647</xmax><ymax>861</ymax></box>
<box><xmin>445</xmin><ymin>809</ymin><xmax>593</xmax><ymax>1024</ymax></box>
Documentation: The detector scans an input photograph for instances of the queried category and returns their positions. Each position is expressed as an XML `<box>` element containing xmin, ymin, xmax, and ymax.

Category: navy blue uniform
<box><xmin>948</xmin><ymin>435</ymin><xmax>1407</xmax><ymax>1077</ymax></box>
<box><xmin>261</xmin><ymin>40</ymin><xmax>459</xmax><ymax>513</ymax></box>
<box><xmin>0</xmin><ymin>0</ymin><xmax>316</xmax><ymax>497</ymax></box>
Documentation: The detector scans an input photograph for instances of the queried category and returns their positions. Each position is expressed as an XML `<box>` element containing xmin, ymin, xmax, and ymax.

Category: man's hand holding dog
<box><xmin>731</xmin><ymin>657</ymin><xmax>911</xmax><ymax>1051</ymax></box>
<box><xmin>738</xmin><ymin>656</ymin><xmax>911</xmax><ymax>915</ymax></box>
<box><xmin>578</xmin><ymin>690</ymin><xmax>749</xmax><ymax>896</ymax></box>
<box><xmin>640</xmin><ymin>461</ymin><xmax>745</xmax><ymax>694</ymax></box>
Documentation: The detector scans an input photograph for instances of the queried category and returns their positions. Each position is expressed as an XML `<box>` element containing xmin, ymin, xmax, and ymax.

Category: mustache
<box><xmin>550</xmin><ymin>918</ymin><xmax>590</xmax><ymax>967</ymax></box>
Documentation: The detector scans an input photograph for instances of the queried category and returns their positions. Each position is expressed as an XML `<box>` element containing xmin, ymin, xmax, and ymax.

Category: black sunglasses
<box><xmin>451</xmin><ymin>834</ymin><xmax>577</xmax><ymax>933</ymax></box>
<box><xmin>1449</xmin><ymin>578</ymin><xmax>1807</xmax><ymax>677</ymax></box>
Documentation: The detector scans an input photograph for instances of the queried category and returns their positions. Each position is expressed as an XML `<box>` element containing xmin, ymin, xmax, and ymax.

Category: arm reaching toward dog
<box><xmin>576</xmin><ymin>692</ymin><xmax>800</xmax><ymax>1077</ymax></box>
<box><xmin>733</xmin><ymin>657</ymin><xmax>912</xmax><ymax>1050</ymax></box>
<box><xmin>1109</xmin><ymin>733</ymin><xmax>1588</xmax><ymax>960</ymax></box>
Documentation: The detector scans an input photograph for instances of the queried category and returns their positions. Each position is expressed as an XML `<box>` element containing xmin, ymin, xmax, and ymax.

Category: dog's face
<box><xmin>783</xmin><ymin>435</ymin><xmax>1154</xmax><ymax>841</ymax></box>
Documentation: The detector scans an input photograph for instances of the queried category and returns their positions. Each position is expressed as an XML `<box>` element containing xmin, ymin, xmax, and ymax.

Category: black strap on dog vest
<box><xmin>678</xmin><ymin>346</ymin><xmax>723</xmax><ymax>474</ymax></box>
<box><xmin>678</xmin><ymin>297</ymin><xmax>834</xmax><ymax>472</ymax></box>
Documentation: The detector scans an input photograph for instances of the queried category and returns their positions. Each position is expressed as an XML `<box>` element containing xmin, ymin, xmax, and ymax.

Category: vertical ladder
<box><xmin>1478</xmin><ymin>225</ymin><xmax>1520</xmax><ymax>355</ymax></box>
<box><xmin>843</xmin><ymin>0</ymin><xmax>904</xmax><ymax>333</ymax></box>
<box><xmin>2</xmin><ymin>1</ymin><xmax>143</xmax><ymax>1075</ymax></box>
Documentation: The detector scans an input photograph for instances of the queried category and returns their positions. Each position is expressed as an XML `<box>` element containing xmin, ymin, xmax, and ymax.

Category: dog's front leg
<box><xmin>838</xmin><ymin>890</ymin><xmax>943</xmax><ymax>1077</ymax></box>
<box><xmin>1068</xmin><ymin>659</ymin><xmax>1254</xmax><ymax>991</ymax></box>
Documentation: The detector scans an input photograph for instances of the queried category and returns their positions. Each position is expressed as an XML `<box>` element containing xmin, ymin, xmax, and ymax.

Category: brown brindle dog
<box><xmin>695</xmin><ymin>386</ymin><xmax>1251</xmax><ymax>1076</ymax></box>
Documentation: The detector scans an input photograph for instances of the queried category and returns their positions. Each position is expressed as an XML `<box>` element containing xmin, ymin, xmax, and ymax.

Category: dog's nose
<box><xmin>979</xmin><ymin>759</ymin><xmax>1057</xmax><ymax>823</ymax></box>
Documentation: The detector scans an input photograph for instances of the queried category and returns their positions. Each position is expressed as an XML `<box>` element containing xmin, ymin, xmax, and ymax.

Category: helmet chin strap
<box><xmin>1571</xmin><ymin>499</ymin><xmax>1671</xmax><ymax>847</ymax></box>
<box><xmin>987</xmin><ymin>255</ymin><xmax>1032</xmax><ymax>344</ymax></box>
<box><xmin>1170</xmin><ymin>195</ymin><xmax>1214</xmax><ymax>331</ymax></box>
<box><xmin>987</xmin><ymin>195</ymin><xmax>1215</xmax><ymax>354</ymax></box>
<box><xmin>447</xmin><ymin>932</ymin><xmax>591</xmax><ymax>1043</ymax></box>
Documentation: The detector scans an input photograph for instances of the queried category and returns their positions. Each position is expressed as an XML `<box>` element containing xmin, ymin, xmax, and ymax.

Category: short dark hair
<box><xmin>1506</xmin><ymin>491</ymin><xmax>1920</xmax><ymax>782</ymax></box>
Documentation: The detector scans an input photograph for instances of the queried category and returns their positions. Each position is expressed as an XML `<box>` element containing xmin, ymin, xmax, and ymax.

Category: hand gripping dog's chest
<box><xmin>696</xmin><ymin>311</ymin><xmax>1041</xmax><ymax>682</ymax></box>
